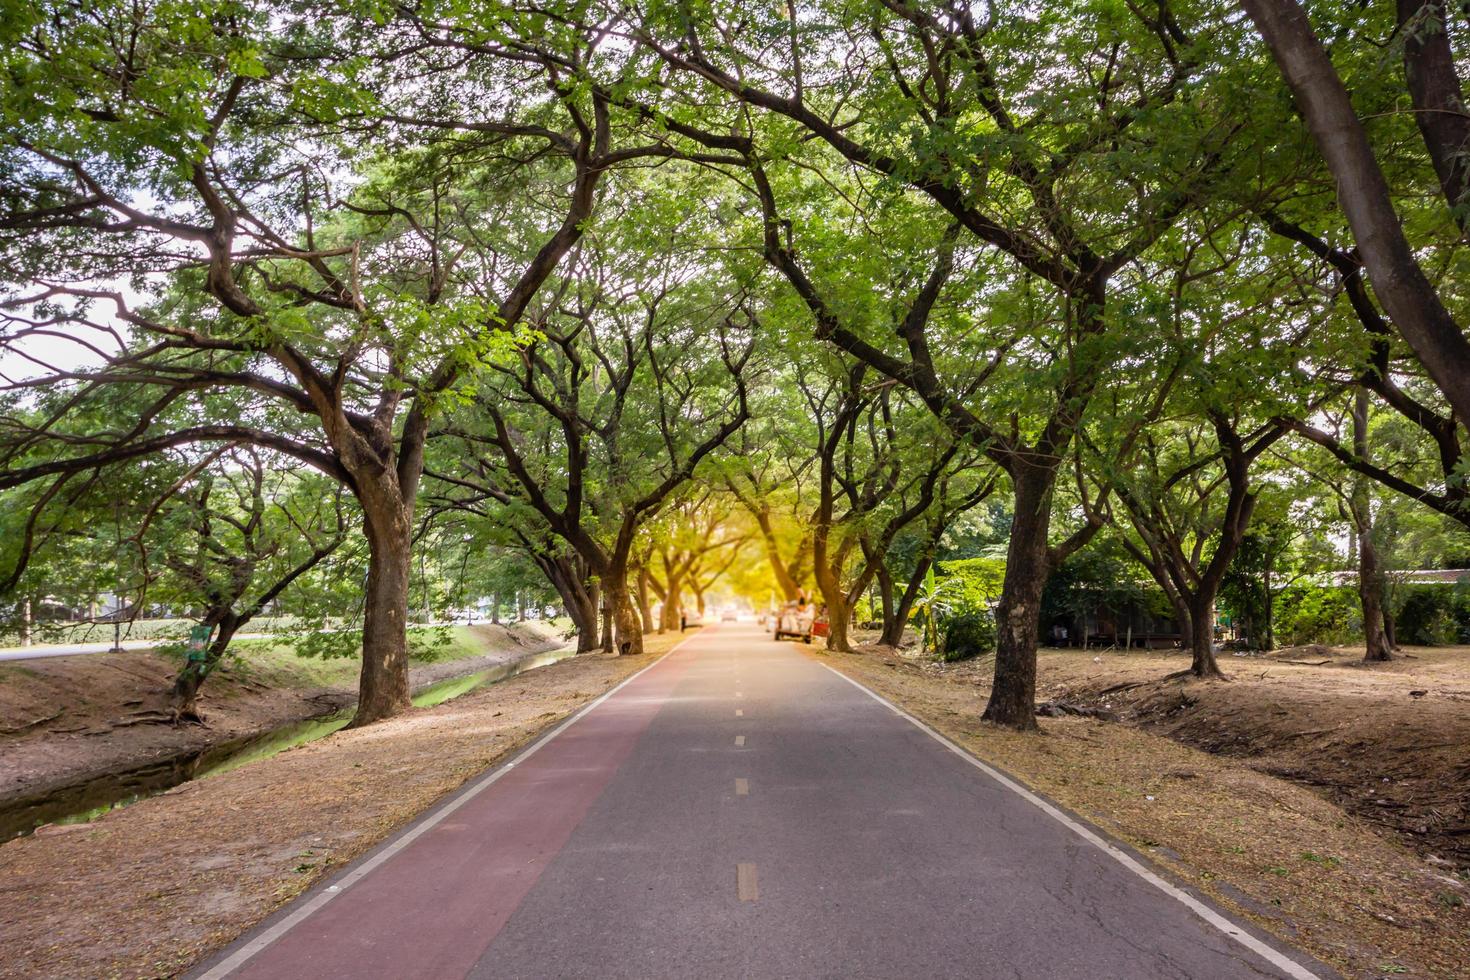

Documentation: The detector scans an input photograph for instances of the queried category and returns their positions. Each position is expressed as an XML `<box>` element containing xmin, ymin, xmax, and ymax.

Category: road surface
<box><xmin>193</xmin><ymin>623</ymin><xmax>1328</xmax><ymax>980</ymax></box>
<box><xmin>0</xmin><ymin>637</ymin><xmax>165</xmax><ymax>661</ymax></box>
<box><xmin>0</xmin><ymin>636</ymin><xmax>281</xmax><ymax>662</ymax></box>
<box><xmin>0</xmin><ymin>622</ymin><xmax>471</xmax><ymax>662</ymax></box>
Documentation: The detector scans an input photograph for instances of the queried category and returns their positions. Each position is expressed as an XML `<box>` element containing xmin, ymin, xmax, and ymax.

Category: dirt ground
<box><xmin>1043</xmin><ymin>644</ymin><xmax>1470</xmax><ymax>867</ymax></box>
<box><xmin>0</xmin><ymin>621</ymin><xmax>566</xmax><ymax>813</ymax></box>
<box><xmin>0</xmin><ymin>630</ymin><xmax>694</xmax><ymax>980</ymax></box>
<box><xmin>818</xmin><ymin>643</ymin><xmax>1470</xmax><ymax>979</ymax></box>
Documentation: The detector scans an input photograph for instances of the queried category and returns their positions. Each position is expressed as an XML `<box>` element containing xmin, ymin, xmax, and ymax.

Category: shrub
<box><xmin>937</xmin><ymin>607</ymin><xmax>996</xmax><ymax>662</ymax></box>
<box><xmin>937</xmin><ymin>557</ymin><xmax>1006</xmax><ymax>609</ymax></box>
<box><xmin>1393</xmin><ymin>584</ymin><xmax>1470</xmax><ymax>646</ymax></box>
<box><xmin>1275</xmin><ymin>585</ymin><xmax>1360</xmax><ymax>647</ymax></box>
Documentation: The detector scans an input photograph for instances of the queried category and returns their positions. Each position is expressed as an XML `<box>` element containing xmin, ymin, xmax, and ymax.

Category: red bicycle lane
<box><xmin>201</xmin><ymin>640</ymin><xmax>697</xmax><ymax>980</ymax></box>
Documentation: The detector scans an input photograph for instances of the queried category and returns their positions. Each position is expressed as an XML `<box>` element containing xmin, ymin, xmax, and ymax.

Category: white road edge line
<box><xmin>198</xmin><ymin>633</ymin><xmax>703</xmax><ymax>979</ymax></box>
<box><xmin>816</xmin><ymin>662</ymin><xmax>1322</xmax><ymax>980</ymax></box>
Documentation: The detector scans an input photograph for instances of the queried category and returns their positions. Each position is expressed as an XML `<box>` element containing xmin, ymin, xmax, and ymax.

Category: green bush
<box><xmin>1275</xmin><ymin>585</ymin><xmax>1360</xmax><ymax>647</ymax></box>
<box><xmin>1393</xmin><ymin>584</ymin><xmax>1470</xmax><ymax>646</ymax></box>
<box><xmin>937</xmin><ymin>607</ymin><xmax>996</xmax><ymax>662</ymax></box>
<box><xmin>937</xmin><ymin>557</ymin><xmax>1006</xmax><ymax>609</ymax></box>
<box><xmin>1270</xmin><ymin>582</ymin><xmax>1470</xmax><ymax>648</ymax></box>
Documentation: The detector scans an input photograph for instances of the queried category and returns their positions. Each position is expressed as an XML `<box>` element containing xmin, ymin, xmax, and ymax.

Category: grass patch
<box><xmin>1299</xmin><ymin>851</ymin><xmax>1340</xmax><ymax>869</ymax></box>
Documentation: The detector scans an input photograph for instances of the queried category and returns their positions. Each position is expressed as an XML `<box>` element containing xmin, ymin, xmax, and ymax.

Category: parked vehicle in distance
<box><xmin>773</xmin><ymin>601</ymin><xmax>816</xmax><ymax>643</ymax></box>
<box><xmin>720</xmin><ymin>608</ymin><xmax>738</xmax><ymax>622</ymax></box>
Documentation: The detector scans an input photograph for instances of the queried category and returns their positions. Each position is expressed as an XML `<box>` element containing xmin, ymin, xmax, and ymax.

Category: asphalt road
<box><xmin>0</xmin><ymin>635</ymin><xmax>277</xmax><ymax>662</ymax></box>
<box><xmin>0</xmin><ymin>637</ymin><xmax>164</xmax><ymax>661</ymax></box>
<box><xmin>193</xmin><ymin>623</ymin><xmax>1329</xmax><ymax>980</ymax></box>
<box><xmin>0</xmin><ymin>622</ymin><xmax>469</xmax><ymax>662</ymax></box>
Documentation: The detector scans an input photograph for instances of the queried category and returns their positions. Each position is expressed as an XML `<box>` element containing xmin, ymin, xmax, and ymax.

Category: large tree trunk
<box><xmin>812</xmin><ymin>554</ymin><xmax>852</xmax><ymax>653</ymax></box>
<box><xmin>882</xmin><ymin>554</ymin><xmax>932</xmax><ymax>647</ymax></box>
<box><xmin>1397</xmin><ymin>0</ymin><xmax>1470</xmax><ymax>231</ymax></box>
<box><xmin>1358</xmin><ymin>533</ymin><xmax>1393</xmax><ymax>662</ymax></box>
<box><xmin>351</xmin><ymin>504</ymin><xmax>413</xmax><ymax>727</ymax></box>
<box><xmin>1241</xmin><ymin>0</ymin><xmax>1470</xmax><ymax>424</ymax></box>
<box><xmin>490</xmin><ymin>592</ymin><xmax>501</xmax><ymax>625</ymax></box>
<box><xmin>573</xmin><ymin>581</ymin><xmax>596</xmax><ymax>652</ymax></box>
<box><xmin>984</xmin><ymin>466</ymin><xmax>1051</xmax><ymax>731</ymax></box>
<box><xmin>572</xmin><ymin>576</ymin><xmax>601</xmax><ymax>654</ymax></box>
<box><xmin>1187</xmin><ymin>594</ymin><xmax>1224</xmax><ymax>678</ymax></box>
<box><xmin>1349</xmin><ymin>390</ymin><xmax>1394</xmax><ymax>662</ymax></box>
<box><xmin>825</xmin><ymin>596</ymin><xmax>852</xmax><ymax>653</ymax></box>
<box><xmin>750</xmin><ymin>506</ymin><xmax>805</xmax><ymax>601</ymax></box>
<box><xmin>659</xmin><ymin>574</ymin><xmax>684</xmax><ymax>633</ymax></box>
<box><xmin>565</xmin><ymin>580</ymin><xmax>600</xmax><ymax>654</ymax></box>
<box><xmin>169</xmin><ymin>615</ymin><xmax>242</xmax><ymax>722</ymax></box>
<box><xmin>636</xmin><ymin>565</ymin><xmax>655</xmax><ymax>633</ymax></box>
<box><xmin>1168</xmin><ymin>594</ymin><xmax>1193</xmax><ymax>655</ymax></box>
<box><xmin>538</xmin><ymin>558</ymin><xmax>599</xmax><ymax>653</ymax></box>
<box><xmin>605</xmin><ymin>569</ymin><xmax>644</xmax><ymax>656</ymax></box>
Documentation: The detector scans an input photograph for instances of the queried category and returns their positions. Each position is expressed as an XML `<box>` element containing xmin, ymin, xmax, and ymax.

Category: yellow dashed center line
<box><xmin>735</xmin><ymin>778</ymin><xmax>749</xmax><ymax>796</ymax></box>
<box><xmin>737</xmin><ymin>863</ymin><xmax>759</xmax><ymax>902</ymax></box>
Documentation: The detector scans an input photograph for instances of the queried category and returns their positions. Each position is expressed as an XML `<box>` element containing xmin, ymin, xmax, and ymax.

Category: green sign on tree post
<box><xmin>186</xmin><ymin>625</ymin><xmax>214</xmax><ymax>678</ymax></box>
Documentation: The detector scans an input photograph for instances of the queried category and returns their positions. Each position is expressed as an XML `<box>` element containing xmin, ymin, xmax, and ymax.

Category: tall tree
<box><xmin>1240</xmin><ymin>0</ymin><xmax>1470</xmax><ymax>425</ymax></box>
<box><xmin>428</xmin><ymin>211</ymin><xmax>753</xmax><ymax>655</ymax></box>
<box><xmin>1261</xmin><ymin>213</ymin><xmax>1468</xmax><ymax>530</ymax></box>
<box><xmin>873</xmin><ymin>458</ymin><xmax>999</xmax><ymax>648</ymax></box>
<box><xmin>1282</xmin><ymin>393</ymin><xmax>1401</xmax><ymax>662</ymax></box>
<box><xmin>614</xmin><ymin>0</ymin><xmax>1247</xmax><ymax>725</ymax></box>
<box><xmin>1106</xmin><ymin>415</ymin><xmax>1286</xmax><ymax>677</ymax></box>
<box><xmin>641</xmin><ymin>494</ymin><xmax>744</xmax><ymax>627</ymax></box>
<box><xmin>723</xmin><ymin>420</ymin><xmax>817</xmax><ymax>604</ymax></box>
<box><xmin>149</xmin><ymin>450</ymin><xmax>354</xmax><ymax>718</ymax></box>
<box><xmin>0</xmin><ymin>3</ymin><xmax>680</xmax><ymax>721</ymax></box>
<box><xmin>1347</xmin><ymin>388</ymin><xmax>1395</xmax><ymax>661</ymax></box>
<box><xmin>799</xmin><ymin>361</ymin><xmax>989</xmax><ymax>652</ymax></box>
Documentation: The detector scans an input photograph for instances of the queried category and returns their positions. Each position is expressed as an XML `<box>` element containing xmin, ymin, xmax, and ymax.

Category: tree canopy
<box><xmin>3</xmin><ymin>0</ymin><xmax>1468</xmax><ymax>729</ymax></box>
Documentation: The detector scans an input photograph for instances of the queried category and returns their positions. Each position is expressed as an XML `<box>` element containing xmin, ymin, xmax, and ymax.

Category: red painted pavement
<box><xmin>227</xmin><ymin>646</ymin><xmax>694</xmax><ymax>980</ymax></box>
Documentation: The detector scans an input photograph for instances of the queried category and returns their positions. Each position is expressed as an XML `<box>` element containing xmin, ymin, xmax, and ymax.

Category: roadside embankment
<box><xmin>0</xmin><ymin>621</ymin><xmax>571</xmax><ymax>831</ymax></box>
<box><xmin>1043</xmin><ymin>645</ymin><xmax>1470</xmax><ymax>867</ymax></box>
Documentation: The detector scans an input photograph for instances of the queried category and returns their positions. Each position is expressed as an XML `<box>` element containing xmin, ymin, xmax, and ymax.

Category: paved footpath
<box><xmin>193</xmin><ymin>624</ymin><xmax>1330</xmax><ymax>980</ymax></box>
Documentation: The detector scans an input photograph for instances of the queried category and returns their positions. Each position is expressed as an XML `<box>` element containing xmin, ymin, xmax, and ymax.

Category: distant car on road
<box><xmin>720</xmin><ymin>608</ymin><xmax>738</xmax><ymax>622</ymax></box>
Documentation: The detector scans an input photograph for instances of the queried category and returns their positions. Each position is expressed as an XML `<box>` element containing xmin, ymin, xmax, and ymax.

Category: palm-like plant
<box><xmin>910</xmin><ymin>567</ymin><xmax>959</xmax><ymax>657</ymax></box>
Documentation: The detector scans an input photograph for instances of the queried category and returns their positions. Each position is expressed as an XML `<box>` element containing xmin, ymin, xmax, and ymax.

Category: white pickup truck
<box><xmin>773</xmin><ymin>602</ymin><xmax>816</xmax><ymax>643</ymax></box>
